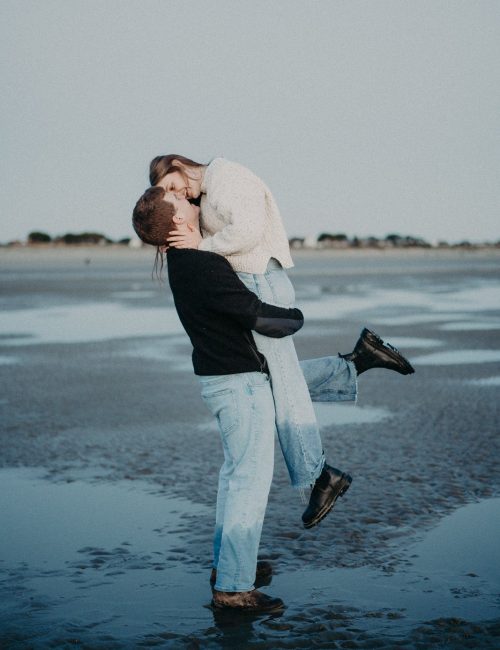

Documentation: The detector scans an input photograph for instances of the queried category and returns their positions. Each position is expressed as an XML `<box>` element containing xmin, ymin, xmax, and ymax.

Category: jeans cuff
<box><xmin>214</xmin><ymin>582</ymin><xmax>255</xmax><ymax>592</ymax></box>
<box><xmin>291</xmin><ymin>451</ymin><xmax>325</xmax><ymax>489</ymax></box>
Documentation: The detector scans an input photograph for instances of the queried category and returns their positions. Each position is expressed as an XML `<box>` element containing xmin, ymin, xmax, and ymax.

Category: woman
<box><xmin>150</xmin><ymin>154</ymin><xmax>414</xmax><ymax>527</ymax></box>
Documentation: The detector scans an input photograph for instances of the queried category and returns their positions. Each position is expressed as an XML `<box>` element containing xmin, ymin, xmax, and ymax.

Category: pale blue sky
<box><xmin>1</xmin><ymin>0</ymin><xmax>499</xmax><ymax>243</ymax></box>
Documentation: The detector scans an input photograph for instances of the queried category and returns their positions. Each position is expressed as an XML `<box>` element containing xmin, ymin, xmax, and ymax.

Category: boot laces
<box><xmin>384</xmin><ymin>341</ymin><xmax>401</xmax><ymax>354</ymax></box>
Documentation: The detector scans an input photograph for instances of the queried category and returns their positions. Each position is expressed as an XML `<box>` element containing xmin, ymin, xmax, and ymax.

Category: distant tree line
<box><xmin>290</xmin><ymin>232</ymin><xmax>500</xmax><ymax>250</ymax></box>
<box><xmin>26</xmin><ymin>231</ymin><xmax>131</xmax><ymax>246</ymax></box>
<box><xmin>3</xmin><ymin>230</ymin><xmax>498</xmax><ymax>250</ymax></box>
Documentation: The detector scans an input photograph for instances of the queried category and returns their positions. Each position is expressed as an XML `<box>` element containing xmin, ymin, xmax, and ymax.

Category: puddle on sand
<box><xmin>0</xmin><ymin>355</ymin><xmax>19</xmax><ymax>365</ymax></box>
<box><xmin>301</xmin><ymin>283</ymin><xmax>500</xmax><ymax>323</ymax></box>
<box><xmin>413</xmin><ymin>349</ymin><xmax>500</xmax><ymax>366</ymax></box>
<box><xmin>385</xmin><ymin>337</ymin><xmax>443</xmax><ymax>349</ymax></box>
<box><xmin>313</xmin><ymin>403</ymin><xmax>391</xmax><ymax>428</ymax></box>
<box><xmin>0</xmin><ymin>468</ymin><xmax>212</xmax><ymax>642</ymax></box>
<box><xmin>0</xmin><ymin>469</ymin><xmax>206</xmax><ymax>568</ymax></box>
<box><xmin>440</xmin><ymin>320</ymin><xmax>500</xmax><ymax>331</ymax></box>
<box><xmin>468</xmin><ymin>376</ymin><xmax>500</xmax><ymax>387</ymax></box>
<box><xmin>0</xmin><ymin>303</ymin><xmax>184</xmax><ymax>345</ymax></box>
<box><xmin>372</xmin><ymin>312</ymin><xmax>472</xmax><ymax>326</ymax></box>
<box><xmin>121</xmin><ymin>336</ymin><xmax>193</xmax><ymax>372</ymax></box>
<box><xmin>276</xmin><ymin>497</ymin><xmax>500</xmax><ymax>628</ymax></box>
<box><xmin>0</xmin><ymin>469</ymin><xmax>498</xmax><ymax>646</ymax></box>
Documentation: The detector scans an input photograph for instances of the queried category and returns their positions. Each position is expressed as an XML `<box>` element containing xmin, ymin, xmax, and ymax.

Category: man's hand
<box><xmin>167</xmin><ymin>224</ymin><xmax>202</xmax><ymax>249</ymax></box>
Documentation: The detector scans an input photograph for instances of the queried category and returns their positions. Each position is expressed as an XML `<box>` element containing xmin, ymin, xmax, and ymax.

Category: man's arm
<box><xmin>200</xmin><ymin>255</ymin><xmax>304</xmax><ymax>338</ymax></box>
<box><xmin>253</xmin><ymin>302</ymin><xmax>304</xmax><ymax>338</ymax></box>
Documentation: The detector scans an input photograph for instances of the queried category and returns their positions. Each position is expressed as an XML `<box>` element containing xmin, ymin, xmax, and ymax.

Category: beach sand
<box><xmin>1</xmin><ymin>247</ymin><xmax>499</xmax><ymax>648</ymax></box>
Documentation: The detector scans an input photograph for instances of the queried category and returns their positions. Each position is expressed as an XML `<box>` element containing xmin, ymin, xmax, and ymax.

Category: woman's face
<box><xmin>164</xmin><ymin>193</ymin><xmax>200</xmax><ymax>224</ymax></box>
<box><xmin>156</xmin><ymin>168</ymin><xmax>202</xmax><ymax>200</ymax></box>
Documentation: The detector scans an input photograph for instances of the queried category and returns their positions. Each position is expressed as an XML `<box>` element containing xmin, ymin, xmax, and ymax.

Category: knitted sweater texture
<box><xmin>198</xmin><ymin>158</ymin><xmax>294</xmax><ymax>274</ymax></box>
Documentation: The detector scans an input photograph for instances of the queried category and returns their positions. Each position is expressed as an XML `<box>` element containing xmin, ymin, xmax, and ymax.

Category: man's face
<box><xmin>163</xmin><ymin>193</ymin><xmax>200</xmax><ymax>227</ymax></box>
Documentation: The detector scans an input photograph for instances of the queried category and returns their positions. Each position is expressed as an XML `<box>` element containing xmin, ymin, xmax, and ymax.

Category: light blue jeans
<box><xmin>237</xmin><ymin>260</ymin><xmax>357</xmax><ymax>488</ymax></box>
<box><xmin>200</xmin><ymin>371</ymin><xmax>275</xmax><ymax>592</ymax></box>
<box><xmin>200</xmin><ymin>262</ymin><xmax>357</xmax><ymax>592</ymax></box>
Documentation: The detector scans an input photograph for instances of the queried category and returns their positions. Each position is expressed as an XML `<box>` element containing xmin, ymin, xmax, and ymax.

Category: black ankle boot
<box><xmin>341</xmin><ymin>328</ymin><xmax>415</xmax><ymax>375</ymax></box>
<box><xmin>302</xmin><ymin>465</ymin><xmax>352</xmax><ymax>529</ymax></box>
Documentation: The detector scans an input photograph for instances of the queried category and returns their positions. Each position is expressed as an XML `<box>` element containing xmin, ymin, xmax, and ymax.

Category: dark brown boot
<box><xmin>212</xmin><ymin>588</ymin><xmax>285</xmax><ymax>613</ymax></box>
<box><xmin>210</xmin><ymin>560</ymin><xmax>273</xmax><ymax>589</ymax></box>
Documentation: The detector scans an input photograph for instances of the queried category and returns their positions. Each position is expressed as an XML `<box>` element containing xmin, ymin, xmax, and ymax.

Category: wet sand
<box><xmin>1</xmin><ymin>247</ymin><xmax>499</xmax><ymax>648</ymax></box>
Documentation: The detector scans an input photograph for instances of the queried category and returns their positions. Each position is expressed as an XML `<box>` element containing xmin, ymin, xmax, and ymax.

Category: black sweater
<box><xmin>166</xmin><ymin>248</ymin><xmax>304</xmax><ymax>375</ymax></box>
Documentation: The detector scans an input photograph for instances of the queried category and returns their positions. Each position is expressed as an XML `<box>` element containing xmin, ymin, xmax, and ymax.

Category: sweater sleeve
<box><xmin>198</xmin><ymin>167</ymin><xmax>267</xmax><ymax>256</ymax></box>
<box><xmin>200</xmin><ymin>255</ymin><xmax>304</xmax><ymax>338</ymax></box>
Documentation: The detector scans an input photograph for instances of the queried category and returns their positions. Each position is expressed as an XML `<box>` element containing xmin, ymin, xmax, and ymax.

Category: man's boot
<box><xmin>212</xmin><ymin>588</ymin><xmax>285</xmax><ymax>613</ymax></box>
<box><xmin>302</xmin><ymin>464</ymin><xmax>352</xmax><ymax>529</ymax></box>
<box><xmin>340</xmin><ymin>328</ymin><xmax>415</xmax><ymax>375</ymax></box>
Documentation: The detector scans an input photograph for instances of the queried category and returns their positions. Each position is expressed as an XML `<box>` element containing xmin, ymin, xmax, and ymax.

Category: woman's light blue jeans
<box><xmin>237</xmin><ymin>260</ymin><xmax>357</xmax><ymax>488</ymax></box>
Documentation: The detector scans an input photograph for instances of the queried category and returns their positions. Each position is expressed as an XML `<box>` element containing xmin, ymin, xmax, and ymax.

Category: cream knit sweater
<box><xmin>198</xmin><ymin>158</ymin><xmax>294</xmax><ymax>274</ymax></box>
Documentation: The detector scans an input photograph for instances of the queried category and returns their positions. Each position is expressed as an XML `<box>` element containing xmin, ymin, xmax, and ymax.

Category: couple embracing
<box><xmin>132</xmin><ymin>155</ymin><xmax>414</xmax><ymax>614</ymax></box>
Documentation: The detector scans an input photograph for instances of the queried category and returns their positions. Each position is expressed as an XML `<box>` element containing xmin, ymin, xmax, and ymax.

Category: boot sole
<box><xmin>363</xmin><ymin>329</ymin><xmax>415</xmax><ymax>375</ymax></box>
<box><xmin>303</xmin><ymin>474</ymin><xmax>352</xmax><ymax>529</ymax></box>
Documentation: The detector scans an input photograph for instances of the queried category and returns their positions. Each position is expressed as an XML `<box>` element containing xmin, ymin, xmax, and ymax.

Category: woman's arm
<box><xmin>168</xmin><ymin>162</ymin><xmax>268</xmax><ymax>254</ymax></box>
<box><xmin>198</xmin><ymin>179</ymin><xmax>267</xmax><ymax>255</ymax></box>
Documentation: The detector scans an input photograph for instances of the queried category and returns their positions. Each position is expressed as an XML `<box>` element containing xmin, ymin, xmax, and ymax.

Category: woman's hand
<box><xmin>167</xmin><ymin>224</ymin><xmax>202</xmax><ymax>249</ymax></box>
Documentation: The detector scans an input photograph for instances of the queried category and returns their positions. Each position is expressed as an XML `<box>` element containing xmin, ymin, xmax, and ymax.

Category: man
<box><xmin>132</xmin><ymin>187</ymin><xmax>414</xmax><ymax>613</ymax></box>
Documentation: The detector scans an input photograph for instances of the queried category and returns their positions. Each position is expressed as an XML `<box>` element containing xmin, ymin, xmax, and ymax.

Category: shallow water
<box><xmin>0</xmin><ymin>302</ymin><xmax>183</xmax><ymax>345</ymax></box>
<box><xmin>1</xmin><ymin>248</ymin><xmax>500</xmax><ymax>648</ymax></box>
<box><xmin>413</xmin><ymin>349</ymin><xmax>500</xmax><ymax>366</ymax></box>
<box><xmin>469</xmin><ymin>376</ymin><xmax>500</xmax><ymax>387</ymax></box>
<box><xmin>1</xmin><ymin>469</ymin><xmax>499</xmax><ymax>647</ymax></box>
<box><xmin>440</xmin><ymin>320</ymin><xmax>500</xmax><ymax>331</ymax></box>
<box><xmin>313</xmin><ymin>403</ymin><xmax>391</xmax><ymax>428</ymax></box>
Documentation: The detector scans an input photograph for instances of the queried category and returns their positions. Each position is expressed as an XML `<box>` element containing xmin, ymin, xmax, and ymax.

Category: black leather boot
<box><xmin>340</xmin><ymin>328</ymin><xmax>415</xmax><ymax>375</ymax></box>
<box><xmin>302</xmin><ymin>464</ymin><xmax>352</xmax><ymax>529</ymax></box>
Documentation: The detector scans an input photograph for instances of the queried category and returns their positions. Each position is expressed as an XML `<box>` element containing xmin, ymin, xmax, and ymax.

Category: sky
<box><xmin>1</xmin><ymin>0</ymin><xmax>499</xmax><ymax>244</ymax></box>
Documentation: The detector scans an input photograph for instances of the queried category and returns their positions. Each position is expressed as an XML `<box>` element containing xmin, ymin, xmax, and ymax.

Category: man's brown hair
<box><xmin>132</xmin><ymin>186</ymin><xmax>177</xmax><ymax>279</ymax></box>
<box><xmin>132</xmin><ymin>186</ymin><xmax>177</xmax><ymax>247</ymax></box>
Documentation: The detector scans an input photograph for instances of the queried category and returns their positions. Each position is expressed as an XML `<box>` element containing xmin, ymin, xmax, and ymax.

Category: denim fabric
<box><xmin>300</xmin><ymin>355</ymin><xmax>357</xmax><ymax>403</ymax></box>
<box><xmin>199</xmin><ymin>261</ymin><xmax>358</xmax><ymax>591</ymax></box>
<box><xmin>199</xmin><ymin>354</ymin><xmax>356</xmax><ymax>592</ymax></box>
<box><xmin>237</xmin><ymin>261</ymin><xmax>357</xmax><ymax>488</ymax></box>
<box><xmin>200</xmin><ymin>371</ymin><xmax>275</xmax><ymax>592</ymax></box>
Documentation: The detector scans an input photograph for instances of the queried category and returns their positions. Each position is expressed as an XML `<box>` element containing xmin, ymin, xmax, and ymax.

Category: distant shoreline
<box><xmin>2</xmin><ymin>244</ymin><xmax>499</xmax><ymax>270</ymax></box>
